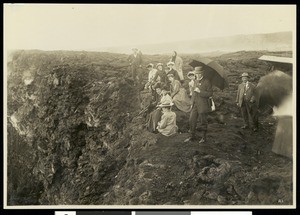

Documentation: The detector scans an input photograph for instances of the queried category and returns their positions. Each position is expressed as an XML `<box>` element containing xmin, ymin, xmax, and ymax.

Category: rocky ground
<box><xmin>6</xmin><ymin>50</ymin><xmax>293</xmax><ymax>206</ymax></box>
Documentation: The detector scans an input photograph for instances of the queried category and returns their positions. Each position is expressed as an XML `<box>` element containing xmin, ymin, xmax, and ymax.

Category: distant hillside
<box><xmin>96</xmin><ymin>31</ymin><xmax>292</xmax><ymax>54</ymax></box>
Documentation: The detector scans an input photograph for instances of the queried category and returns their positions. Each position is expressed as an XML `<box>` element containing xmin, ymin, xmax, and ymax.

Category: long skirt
<box><xmin>272</xmin><ymin>116</ymin><xmax>292</xmax><ymax>159</ymax></box>
<box><xmin>173</xmin><ymin>88</ymin><xmax>192</xmax><ymax>113</ymax></box>
<box><xmin>147</xmin><ymin>108</ymin><xmax>162</xmax><ymax>132</ymax></box>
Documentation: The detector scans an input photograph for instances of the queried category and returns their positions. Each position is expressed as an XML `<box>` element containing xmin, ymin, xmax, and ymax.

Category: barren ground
<box><xmin>7</xmin><ymin>50</ymin><xmax>293</xmax><ymax>206</ymax></box>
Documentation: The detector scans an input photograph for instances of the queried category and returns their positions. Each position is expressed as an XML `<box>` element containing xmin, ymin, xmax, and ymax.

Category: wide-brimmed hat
<box><xmin>146</xmin><ymin>63</ymin><xmax>154</xmax><ymax>68</ymax></box>
<box><xmin>187</xmin><ymin>71</ymin><xmax>195</xmax><ymax>79</ymax></box>
<box><xmin>156</xmin><ymin>63</ymin><xmax>163</xmax><ymax>68</ymax></box>
<box><xmin>241</xmin><ymin>72</ymin><xmax>249</xmax><ymax>78</ymax></box>
<box><xmin>194</xmin><ymin>66</ymin><xmax>204</xmax><ymax>74</ymax></box>
<box><xmin>158</xmin><ymin>102</ymin><xmax>174</xmax><ymax>108</ymax></box>
<box><xmin>167</xmin><ymin>61</ymin><xmax>175</xmax><ymax>66</ymax></box>
<box><xmin>167</xmin><ymin>73</ymin><xmax>174</xmax><ymax>78</ymax></box>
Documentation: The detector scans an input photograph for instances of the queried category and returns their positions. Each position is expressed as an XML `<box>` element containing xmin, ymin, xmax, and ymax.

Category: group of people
<box><xmin>128</xmin><ymin>48</ymin><xmax>259</xmax><ymax>143</ymax></box>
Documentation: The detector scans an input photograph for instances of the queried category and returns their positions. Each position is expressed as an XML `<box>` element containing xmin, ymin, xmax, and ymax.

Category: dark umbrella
<box><xmin>189</xmin><ymin>58</ymin><xmax>229</xmax><ymax>90</ymax></box>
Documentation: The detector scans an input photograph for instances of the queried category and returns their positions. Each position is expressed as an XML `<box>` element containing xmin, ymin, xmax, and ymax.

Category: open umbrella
<box><xmin>189</xmin><ymin>58</ymin><xmax>229</xmax><ymax>90</ymax></box>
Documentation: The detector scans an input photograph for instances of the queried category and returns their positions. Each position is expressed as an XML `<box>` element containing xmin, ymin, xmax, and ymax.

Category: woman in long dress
<box><xmin>157</xmin><ymin>102</ymin><xmax>178</xmax><ymax>136</ymax></box>
<box><xmin>147</xmin><ymin>86</ymin><xmax>173</xmax><ymax>133</ymax></box>
<box><xmin>167</xmin><ymin>74</ymin><xmax>191</xmax><ymax>113</ymax></box>
<box><xmin>170</xmin><ymin>51</ymin><xmax>184</xmax><ymax>82</ymax></box>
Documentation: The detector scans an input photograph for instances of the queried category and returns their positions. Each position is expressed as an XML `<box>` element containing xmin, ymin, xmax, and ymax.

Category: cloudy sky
<box><xmin>4</xmin><ymin>4</ymin><xmax>296</xmax><ymax>51</ymax></box>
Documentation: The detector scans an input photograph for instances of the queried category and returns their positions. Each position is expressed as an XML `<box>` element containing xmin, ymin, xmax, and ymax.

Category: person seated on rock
<box><xmin>166</xmin><ymin>61</ymin><xmax>180</xmax><ymax>81</ymax></box>
<box><xmin>146</xmin><ymin>85</ymin><xmax>173</xmax><ymax>133</ymax></box>
<box><xmin>149</xmin><ymin>83</ymin><xmax>163</xmax><ymax>110</ymax></box>
<box><xmin>156</xmin><ymin>102</ymin><xmax>178</xmax><ymax>136</ymax></box>
<box><xmin>167</xmin><ymin>73</ymin><xmax>192</xmax><ymax>113</ymax></box>
<box><xmin>144</xmin><ymin>63</ymin><xmax>157</xmax><ymax>87</ymax></box>
<box><xmin>187</xmin><ymin>71</ymin><xmax>196</xmax><ymax>97</ymax></box>
<box><xmin>144</xmin><ymin>63</ymin><xmax>158</xmax><ymax>97</ymax></box>
<box><xmin>151</xmin><ymin>63</ymin><xmax>169</xmax><ymax>89</ymax></box>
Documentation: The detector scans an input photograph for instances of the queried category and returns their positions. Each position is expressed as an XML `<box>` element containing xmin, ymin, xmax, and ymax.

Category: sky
<box><xmin>4</xmin><ymin>4</ymin><xmax>296</xmax><ymax>51</ymax></box>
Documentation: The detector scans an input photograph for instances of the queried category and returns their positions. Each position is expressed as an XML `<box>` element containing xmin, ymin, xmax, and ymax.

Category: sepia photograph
<box><xmin>3</xmin><ymin>4</ymin><xmax>296</xmax><ymax>209</ymax></box>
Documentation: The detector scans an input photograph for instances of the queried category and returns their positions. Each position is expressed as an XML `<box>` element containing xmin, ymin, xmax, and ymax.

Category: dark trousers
<box><xmin>131</xmin><ymin>66</ymin><xmax>142</xmax><ymax>82</ymax></box>
<box><xmin>189</xmin><ymin>105</ymin><xmax>208</xmax><ymax>138</ymax></box>
<box><xmin>241</xmin><ymin>100</ymin><xmax>258</xmax><ymax>128</ymax></box>
<box><xmin>147</xmin><ymin>109</ymin><xmax>162</xmax><ymax>132</ymax></box>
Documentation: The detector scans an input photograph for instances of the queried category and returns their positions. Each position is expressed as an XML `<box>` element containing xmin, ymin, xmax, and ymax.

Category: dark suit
<box><xmin>236</xmin><ymin>82</ymin><xmax>258</xmax><ymax>128</ymax></box>
<box><xmin>189</xmin><ymin>78</ymin><xmax>213</xmax><ymax>138</ymax></box>
<box><xmin>127</xmin><ymin>52</ymin><xmax>143</xmax><ymax>82</ymax></box>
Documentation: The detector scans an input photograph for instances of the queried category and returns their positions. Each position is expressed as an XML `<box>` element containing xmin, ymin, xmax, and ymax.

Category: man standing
<box><xmin>236</xmin><ymin>72</ymin><xmax>258</xmax><ymax>131</ymax></box>
<box><xmin>128</xmin><ymin>48</ymin><xmax>143</xmax><ymax>84</ymax></box>
<box><xmin>184</xmin><ymin>66</ymin><xmax>213</xmax><ymax>143</ymax></box>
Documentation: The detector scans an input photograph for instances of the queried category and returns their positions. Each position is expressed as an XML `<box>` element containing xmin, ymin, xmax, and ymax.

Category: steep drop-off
<box><xmin>7</xmin><ymin>50</ymin><xmax>293</xmax><ymax>206</ymax></box>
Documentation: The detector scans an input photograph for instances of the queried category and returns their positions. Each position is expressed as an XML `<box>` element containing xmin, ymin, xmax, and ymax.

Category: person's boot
<box><xmin>184</xmin><ymin>135</ymin><xmax>197</xmax><ymax>143</ymax></box>
<box><xmin>199</xmin><ymin>131</ymin><xmax>207</xmax><ymax>143</ymax></box>
<box><xmin>241</xmin><ymin>124</ymin><xmax>249</xmax><ymax>129</ymax></box>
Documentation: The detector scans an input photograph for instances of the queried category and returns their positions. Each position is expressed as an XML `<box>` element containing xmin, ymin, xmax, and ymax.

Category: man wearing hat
<box><xmin>236</xmin><ymin>72</ymin><xmax>258</xmax><ymax>131</ymax></box>
<box><xmin>127</xmin><ymin>48</ymin><xmax>143</xmax><ymax>84</ymax></box>
<box><xmin>185</xmin><ymin>66</ymin><xmax>213</xmax><ymax>143</ymax></box>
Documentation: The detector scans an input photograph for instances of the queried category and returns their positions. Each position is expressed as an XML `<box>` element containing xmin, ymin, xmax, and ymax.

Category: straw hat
<box><xmin>146</xmin><ymin>63</ymin><xmax>154</xmax><ymax>68</ymax></box>
<box><xmin>241</xmin><ymin>72</ymin><xmax>250</xmax><ymax>78</ymax></box>
<box><xmin>167</xmin><ymin>61</ymin><xmax>175</xmax><ymax>66</ymax></box>
<box><xmin>156</xmin><ymin>63</ymin><xmax>163</xmax><ymax>68</ymax></box>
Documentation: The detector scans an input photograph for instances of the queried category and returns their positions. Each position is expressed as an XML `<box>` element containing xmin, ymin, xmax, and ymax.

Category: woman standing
<box><xmin>170</xmin><ymin>51</ymin><xmax>184</xmax><ymax>82</ymax></box>
<box><xmin>167</xmin><ymin>74</ymin><xmax>191</xmax><ymax>113</ymax></box>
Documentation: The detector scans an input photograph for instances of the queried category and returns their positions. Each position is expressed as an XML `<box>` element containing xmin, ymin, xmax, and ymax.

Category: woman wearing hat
<box><xmin>146</xmin><ymin>63</ymin><xmax>157</xmax><ymax>83</ymax></box>
<box><xmin>167</xmin><ymin>73</ymin><xmax>192</xmax><ymax>113</ymax></box>
<box><xmin>151</xmin><ymin>63</ymin><xmax>168</xmax><ymax>88</ymax></box>
<box><xmin>156</xmin><ymin>102</ymin><xmax>178</xmax><ymax>136</ymax></box>
<box><xmin>144</xmin><ymin>63</ymin><xmax>158</xmax><ymax>96</ymax></box>
<box><xmin>170</xmin><ymin>51</ymin><xmax>184</xmax><ymax>82</ymax></box>
<box><xmin>236</xmin><ymin>72</ymin><xmax>258</xmax><ymax>131</ymax></box>
<box><xmin>166</xmin><ymin>61</ymin><xmax>180</xmax><ymax>81</ymax></box>
<box><xmin>187</xmin><ymin>71</ymin><xmax>196</xmax><ymax>97</ymax></box>
<box><xmin>147</xmin><ymin>85</ymin><xmax>173</xmax><ymax>133</ymax></box>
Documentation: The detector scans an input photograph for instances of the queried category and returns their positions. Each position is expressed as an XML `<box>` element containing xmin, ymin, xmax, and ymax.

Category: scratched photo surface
<box><xmin>3</xmin><ymin>4</ymin><xmax>296</xmax><ymax>208</ymax></box>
